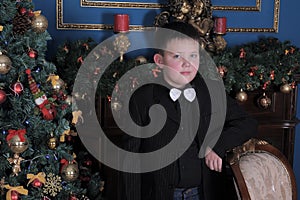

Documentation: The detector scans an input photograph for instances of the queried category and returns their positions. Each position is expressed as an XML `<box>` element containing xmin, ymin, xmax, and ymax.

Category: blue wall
<box><xmin>33</xmin><ymin>0</ymin><xmax>300</xmax><ymax>56</ymax></box>
<box><xmin>33</xmin><ymin>0</ymin><xmax>300</xmax><ymax>198</ymax></box>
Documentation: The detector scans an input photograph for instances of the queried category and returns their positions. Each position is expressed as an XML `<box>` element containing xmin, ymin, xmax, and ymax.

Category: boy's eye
<box><xmin>190</xmin><ymin>54</ymin><xmax>198</xmax><ymax>58</ymax></box>
<box><xmin>173</xmin><ymin>54</ymin><xmax>181</xmax><ymax>59</ymax></box>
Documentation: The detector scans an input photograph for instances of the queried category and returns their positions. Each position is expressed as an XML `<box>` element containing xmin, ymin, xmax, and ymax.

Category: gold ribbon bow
<box><xmin>26</xmin><ymin>172</ymin><xmax>46</xmax><ymax>186</ymax></box>
<box><xmin>72</xmin><ymin>110</ymin><xmax>83</xmax><ymax>125</ymax></box>
<box><xmin>60</xmin><ymin>129</ymin><xmax>78</xmax><ymax>142</ymax></box>
<box><xmin>60</xmin><ymin>129</ymin><xmax>70</xmax><ymax>142</ymax></box>
<box><xmin>4</xmin><ymin>185</ymin><xmax>28</xmax><ymax>200</ymax></box>
<box><xmin>34</xmin><ymin>10</ymin><xmax>41</xmax><ymax>17</ymax></box>
<box><xmin>47</xmin><ymin>74</ymin><xmax>60</xmax><ymax>87</ymax></box>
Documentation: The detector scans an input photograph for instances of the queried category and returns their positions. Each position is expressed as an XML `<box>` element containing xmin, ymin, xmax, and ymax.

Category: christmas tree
<box><xmin>0</xmin><ymin>0</ymin><xmax>103</xmax><ymax>199</ymax></box>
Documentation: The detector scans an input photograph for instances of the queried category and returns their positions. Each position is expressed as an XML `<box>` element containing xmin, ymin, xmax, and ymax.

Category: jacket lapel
<box><xmin>152</xmin><ymin>84</ymin><xmax>181</xmax><ymax>124</ymax></box>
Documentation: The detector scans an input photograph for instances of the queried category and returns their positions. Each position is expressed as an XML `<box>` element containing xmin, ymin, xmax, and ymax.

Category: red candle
<box><xmin>114</xmin><ymin>14</ymin><xmax>129</xmax><ymax>33</ymax></box>
<box><xmin>214</xmin><ymin>17</ymin><xmax>227</xmax><ymax>35</ymax></box>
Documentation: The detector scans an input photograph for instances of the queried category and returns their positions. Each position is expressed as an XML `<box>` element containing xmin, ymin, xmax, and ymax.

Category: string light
<box><xmin>35</xmin><ymin>67</ymin><xmax>41</xmax><ymax>73</ymax></box>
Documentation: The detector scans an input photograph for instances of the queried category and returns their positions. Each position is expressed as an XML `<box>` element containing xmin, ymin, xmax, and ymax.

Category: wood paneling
<box><xmin>237</xmin><ymin>89</ymin><xmax>298</xmax><ymax>165</ymax></box>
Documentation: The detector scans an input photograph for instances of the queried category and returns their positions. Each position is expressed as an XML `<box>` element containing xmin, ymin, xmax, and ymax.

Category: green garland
<box><xmin>55</xmin><ymin>38</ymin><xmax>158</xmax><ymax>99</ymax></box>
<box><xmin>55</xmin><ymin>37</ymin><xmax>300</xmax><ymax>97</ymax></box>
<box><xmin>55</xmin><ymin>38</ymin><xmax>98</xmax><ymax>93</ymax></box>
<box><xmin>213</xmin><ymin>37</ymin><xmax>300</xmax><ymax>93</ymax></box>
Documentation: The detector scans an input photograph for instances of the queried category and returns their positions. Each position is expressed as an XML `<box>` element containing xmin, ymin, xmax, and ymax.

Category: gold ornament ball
<box><xmin>258</xmin><ymin>94</ymin><xmax>272</xmax><ymax>109</ymax></box>
<box><xmin>135</xmin><ymin>56</ymin><xmax>147</xmax><ymax>64</ymax></box>
<box><xmin>111</xmin><ymin>100</ymin><xmax>122</xmax><ymax>111</ymax></box>
<box><xmin>53</xmin><ymin>78</ymin><xmax>65</xmax><ymax>91</ymax></box>
<box><xmin>32</xmin><ymin>14</ymin><xmax>48</xmax><ymax>33</ymax></box>
<box><xmin>48</xmin><ymin>136</ymin><xmax>58</xmax><ymax>150</ymax></box>
<box><xmin>236</xmin><ymin>89</ymin><xmax>248</xmax><ymax>102</ymax></box>
<box><xmin>65</xmin><ymin>95</ymin><xmax>73</xmax><ymax>105</ymax></box>
<box><xmin>61</xmin><ymin>163</ymin><xmax>79</xmax><ymax>182</ymax></box>
<box><xmin>8</xmin><ymin>136</ymin><xmax>28</xmax><ymax>154</ymax></box>
<box><xmin>0</xmin><ymin>53</ymin><xmax>12</xmax><ymax>74</ymax></box>
<box><xmin>280</xmin><ymin>83</ymin><xmax>292</xmax><ymax>93</ymax></box>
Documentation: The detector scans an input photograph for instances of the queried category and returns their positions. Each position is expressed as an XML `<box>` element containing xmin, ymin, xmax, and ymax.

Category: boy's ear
<box><xmin>153</xmin><ymin>53</ymin><xmax>164</xmax><ymax>67</ymax></box>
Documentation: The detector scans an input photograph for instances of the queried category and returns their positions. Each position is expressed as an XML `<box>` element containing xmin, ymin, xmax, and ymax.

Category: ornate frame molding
<box><xmin>57</xmin><ymin>0</ymin><xmax>280</xmax><ymax>32</ymax></box>
<box><xmin>212</xmin><ymin>0</ymin><xmax>261</xmax><ymax>11</ymax></box>
<box><xmin>81</xmin><ymin>0</ymin><xmax>261</xmax><ymax>11</ymax></box>
<box><xmin>80</xmin><ymin>0</ymin><xmax>166</xmax><ymax>9</ymax></box>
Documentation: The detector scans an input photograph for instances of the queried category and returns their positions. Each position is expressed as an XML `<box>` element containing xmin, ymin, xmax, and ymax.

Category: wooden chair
<box><xmin>226</xmin><ymin>138</ymin><xmax>297</xmax><ymax>200</ymax></box>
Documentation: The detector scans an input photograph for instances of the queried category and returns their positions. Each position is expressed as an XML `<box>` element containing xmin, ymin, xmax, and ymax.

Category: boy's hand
<box><xmin>205</xmin><ymin>147</ymin><xmax>222</xmax><ymax>172</ymax></box>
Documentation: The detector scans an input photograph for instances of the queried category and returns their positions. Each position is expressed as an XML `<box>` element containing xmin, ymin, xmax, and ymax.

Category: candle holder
<box><xmin>113</xmin><ymin>14</ymin><xmax>131</xmax><ymax>62</ymax></box>
<box><xmin>154</xmin><ymin>1</ymin><xmax>227</xmax><ymax>54</ymax></box>
<box><xmin>113</xmin><ymin>33</ymin><xmax>131</xmax><ymax>62</ymax></box>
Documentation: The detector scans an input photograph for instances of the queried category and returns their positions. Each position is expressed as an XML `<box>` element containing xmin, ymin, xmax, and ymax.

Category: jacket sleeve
<box><xmin>212</xmin><ymin>94</ymin><xmax>258</xmax><ymax>157</ymax></box>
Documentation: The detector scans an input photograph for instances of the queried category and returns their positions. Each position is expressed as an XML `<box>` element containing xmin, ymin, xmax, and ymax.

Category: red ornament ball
<box><xmin>80</xmin><ymin>175</ymin><xmax>91</xmax><ymax>182</ymax></box>
<box><xmin>32</xmin><ymin>178</ymin><xmax>42</xmax><ymax>187</ymax></box>
<box><xmin>69</xmin><ymin>195</ymin><xmax>78</xmax><ymax>200</ymax></box>
<box><xmin>11</xmin><ymin>190</ymin><xmax>19</xmax><ymax>200</ymax></box>
<box><xmin>19</xmin><ymin>7</ymin><xmax>27</xmax><ymax>15</ymax></box>
<box><xmin>66</xmin><ymin>135</ymin><xmax>73</xmax><ymax>142</ymax></box>
<box><xmin>27</xmin><ymin>49</ymin><xmax>38</xmax><ymax>59</ymax></box>
<box><xmin>0</xmin><ymin>89</ymin><xmax>7</xmax><ymax>104</ymax></box>
<box><xmin>84</xmin><ymin>159</ymin><xmax>93</xmax><ymax>166</ymax></box>
<box><xmin>27</xmin><ymin>10</ymin><xmax>34</xmax><ymax>18</ymax></box>
<box><xmin>11</xmin><ymin>81</ymin><xmax>24</xmax><ymax>94</ymax></box>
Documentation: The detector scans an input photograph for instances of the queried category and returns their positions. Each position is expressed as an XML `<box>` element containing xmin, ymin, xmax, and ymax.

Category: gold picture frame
<box><xmin>56</xmin><ymin>0</ymin><xmax>280</xmax><ymax>32</ymax></box>
<box><xmin>81</xmin><ymin>0</ymin><xmax>260</xmax><ymax>11</ymax></box>
<box><xmin>212</xmin><ymin>0</ymin><xmax>261</xmax><ymax>11</ymax></box>
<box><xmin>80</xmin><ymin>0</ymin><xmax>166</xmax><ymax>9</ymax></box>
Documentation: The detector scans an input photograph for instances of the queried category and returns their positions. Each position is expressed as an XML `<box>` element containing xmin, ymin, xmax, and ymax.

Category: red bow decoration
<box><xmin>60</xmin><ymin>159</ymin><xmax>69</xmax><ymax>173</ymax></box>
<box><xmin>6</xmin><ymin>129</ymin><xmax>26</xmax><ymax>142</ymax></box>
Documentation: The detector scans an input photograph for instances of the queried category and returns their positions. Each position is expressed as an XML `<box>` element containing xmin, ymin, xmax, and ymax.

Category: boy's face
<box><xmin>154</xmin><ymin>38</ymin><xmax>199</xmax><ymax>88</ymax></box>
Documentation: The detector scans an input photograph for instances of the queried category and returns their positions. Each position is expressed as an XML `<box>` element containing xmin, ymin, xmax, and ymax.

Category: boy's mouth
<box><xmin>180</xmin><ymin>71</ymin><xmax>191</xmax><ymax>76</ymax></box>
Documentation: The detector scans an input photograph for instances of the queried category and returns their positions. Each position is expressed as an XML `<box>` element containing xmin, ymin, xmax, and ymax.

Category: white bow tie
<box><xmin>169</xmin><ymin>88</ymin><xmax>196</xmax><ymax>102</ymax></box>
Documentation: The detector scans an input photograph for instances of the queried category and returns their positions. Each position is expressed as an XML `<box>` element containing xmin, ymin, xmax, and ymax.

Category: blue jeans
<box><xmin>174</xmin><ymin>187</ymin><xmax>201</xmax><ymax>200</ymax></box>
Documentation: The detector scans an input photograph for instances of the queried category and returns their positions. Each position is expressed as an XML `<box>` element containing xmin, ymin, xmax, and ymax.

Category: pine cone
<box><xmin>12</xmin><ymin>13</ymin><xmax>32</xmax><ymax>35</ymax></box>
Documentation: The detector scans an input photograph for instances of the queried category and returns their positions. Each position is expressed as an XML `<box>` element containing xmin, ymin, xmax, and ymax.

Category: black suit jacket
<box><xmin>121</xmin><ymin>75</ymin><xmax>258</xmax><ymax>200</ymax></box>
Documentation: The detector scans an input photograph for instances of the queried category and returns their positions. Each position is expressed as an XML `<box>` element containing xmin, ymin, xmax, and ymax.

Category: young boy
<box><xmin>122</xmin><ymin>21</ymin><xmax>258</xmax><ymax>200</ymax></box>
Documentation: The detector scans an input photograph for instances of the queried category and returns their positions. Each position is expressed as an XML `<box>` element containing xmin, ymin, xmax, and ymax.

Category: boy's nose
<box><xmin>182</xmin><ymin>58</ymin><xmax>191</xmax><ymax>67</ymax></box>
